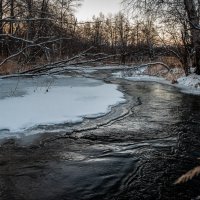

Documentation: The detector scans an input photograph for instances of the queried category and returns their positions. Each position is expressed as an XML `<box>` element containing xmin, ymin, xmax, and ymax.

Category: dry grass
<box><xmin>160</xmin><ymin>56</ymin><xmax>182</xmax><ymax>68</ymax></box>
<box><xmin>0</xmin><ymin>61</ymin><xmax>22</xmax><ymax>75</ymax></box>
<box><xmin>165</xmin><ymin>68</ymin><xmax>185</xmax><ymax>82</ymax></box>
<box><xmin>142</xmin><ymin>62</ymin><xmax>184</xmax><ymax>83</ymax></box>
<box><xmin>0</xmin><ymin>58</ymin><xmax>37</xmax><ymax>75</ymax></box>
<box><xmin>145</xmin><ymin>63</ymin><xmax>170</xmax><ymax>76</ymax></box>
<box><xmin>175</xmin><ymin>166</ymin><xmax>200</xmax><ymax>184</ymax></box>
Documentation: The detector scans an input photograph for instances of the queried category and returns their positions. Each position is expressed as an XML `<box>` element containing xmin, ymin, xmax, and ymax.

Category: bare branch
<box><xmin>0</xmin><ymin>38</ymin><xmax>72</xmax><ymax>67</ymax></box>
<box><xmin>20</xmin><ymin>46</ymin><xmax>95</xmax><ymax>74</ymax></box>
<box><xmin>0</xmin><ymin>34</ymin><xmax>34</xmax><ymax>44</ymax></box>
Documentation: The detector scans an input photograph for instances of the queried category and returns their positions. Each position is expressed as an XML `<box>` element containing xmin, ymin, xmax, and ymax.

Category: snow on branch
<box><xmin>0</xmin><ymin>18</ymin><xmax>55</xmax><ymax>22</ymax></box>
<box><xmin>0</xmin><ymin>37</ymin><xmax>72</xmax><ymax>67</ymax></box>
<box><xmin>0</xmin><ymin>34</ymin><xmax>34</xmax><ymax>44</ymax></box>
<box><xmin>19</xmin><ymin>47</ymin><xmax>120</xmax><ymax>75</ymax></box>
<box><xmin>19</xmin><ymin>46</ymin><xmax>96</xmax><ymax>74</ymax></box>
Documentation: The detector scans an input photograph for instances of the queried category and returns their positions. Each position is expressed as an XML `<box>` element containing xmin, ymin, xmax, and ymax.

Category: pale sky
<box><xmin>76</xmin><ymin>0</ymin><xmax>122</xmax><ymax>21</ymax></box>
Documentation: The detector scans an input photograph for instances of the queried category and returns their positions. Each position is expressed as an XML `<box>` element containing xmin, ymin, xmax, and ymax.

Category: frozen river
<box><xmin>0</xmin><ymin>69</ymin><xmax>200</xmax><ymax>200</ymax></box>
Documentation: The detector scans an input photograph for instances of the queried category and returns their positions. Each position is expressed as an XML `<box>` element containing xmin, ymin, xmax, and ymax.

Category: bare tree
<box><xmin>0</xmin><ymin>0</ymin><xmax>2</xmax><ymax>35</ymax></box>
<box><xmin>184</xmin><ymin>0</ymin><xmax>200</xmax><ymax>74</ymax></box>
<box><xmin>122</xmin><ymin>0</ymin><xmax>200</xmax><ymax>74</ymax></box>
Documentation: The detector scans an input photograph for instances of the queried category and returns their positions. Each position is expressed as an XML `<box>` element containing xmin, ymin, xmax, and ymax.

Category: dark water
<box><xmin>0</xmin><ymin>77</ymin><xmax>200</xmax><ymax>200</ymax></box>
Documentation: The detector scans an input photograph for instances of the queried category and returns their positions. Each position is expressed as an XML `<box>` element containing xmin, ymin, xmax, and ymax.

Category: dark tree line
<box><xmin>0</xmin><ymin>0</ymin><xmax>200</xmax><ymax>75</ymax></box>
<box><xmin>0</xmin><ymin>0</ymin><xmax>83</xmax><ymax>67</ymax></box>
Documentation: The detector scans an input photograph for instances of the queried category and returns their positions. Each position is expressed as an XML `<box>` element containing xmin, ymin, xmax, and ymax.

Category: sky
<box><xmin>76</xmin><ymin>0</ymin><xmax>122</xmax><ymax>21</ymax></box>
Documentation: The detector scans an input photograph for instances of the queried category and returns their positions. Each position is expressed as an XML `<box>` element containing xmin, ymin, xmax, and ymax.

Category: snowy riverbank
<box><xmin>111</xmin><ymin>68</ymin><xmax>200</xmax><ymax>95</ymax></box>
<box><xmin>61</xmin><ymin>64</ymin><xmax>200</xmax><ymax>95</ymax></box>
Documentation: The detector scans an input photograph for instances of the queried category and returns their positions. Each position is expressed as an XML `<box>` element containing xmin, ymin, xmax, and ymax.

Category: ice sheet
<box><xmin>0</xmin><ymin>77</ymin><xmax>125</xmax><ymax>135</ymax></box>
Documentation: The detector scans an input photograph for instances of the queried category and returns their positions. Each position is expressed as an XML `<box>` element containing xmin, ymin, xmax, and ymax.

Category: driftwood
<box><xmin>19</xmin><ymin>46</ymin><xmax>95</xmax><ymax>74</ymax></box>
<box><xmin>20</xmin><ymin>47</ymin><xmax>121</xmax><ymax>75</ymax></box>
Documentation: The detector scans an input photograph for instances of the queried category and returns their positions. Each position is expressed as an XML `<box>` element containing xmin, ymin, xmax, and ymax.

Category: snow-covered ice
<box><xmin>0</xmin><ymin>76</ymin><xmax>125</xmax><ymax>137</ymax></box>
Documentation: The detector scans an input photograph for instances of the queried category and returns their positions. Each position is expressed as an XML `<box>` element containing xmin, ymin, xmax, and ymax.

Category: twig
<box><xmin>20</xmin><ymin>46</ymin><xmax>95</xmax><ymax>74</ymax></box>
<box><xmin>0</xmin><ymin>38</ymin><xmax>72</xmax><ymax>67</ymax></box>
<box><xmin>175</xmin><ymin>166</ymin><xmax>200</xmax><ymax>184</ymax></box>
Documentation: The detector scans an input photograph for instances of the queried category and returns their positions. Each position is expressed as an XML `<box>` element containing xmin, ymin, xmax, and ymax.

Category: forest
<box><xmin>0</xmin><ymin>0</ymin><xmax>200</xmax><ymax>76</ymax></box>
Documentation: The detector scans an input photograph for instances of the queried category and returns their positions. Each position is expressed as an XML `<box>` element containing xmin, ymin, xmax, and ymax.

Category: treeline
<box><xmin>123</xmin><ymin>0</ymin><xmax>200</xmax><ymax>75</ymax></box>
<box><xmin>0</xmin><ymin>0</ymin><xmax>200</xmax><ymax>75</ymax></box>
<box><xmin>0</xmin><ymin>0</ymin><xmax>83</xmax><ymax>65</ymax></box>
<box><xmin>79</xmin><ymin>13</ymin><xmax>160</xmax><ymax>60</ymax></box>
<box><xmin>0</xmin><ymin>0</ymin><xmax>163</xmax><ymax>65</ymax></box>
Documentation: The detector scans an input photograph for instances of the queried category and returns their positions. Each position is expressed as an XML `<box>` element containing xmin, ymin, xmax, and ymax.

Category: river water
<box><xmin>0</xmin><ymin>70</ymin><xmax>200</xmax><ymax>200</ymax></box>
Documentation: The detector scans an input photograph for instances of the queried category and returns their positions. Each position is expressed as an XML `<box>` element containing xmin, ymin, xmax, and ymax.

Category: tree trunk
<box><xmin>0</xmin><ymin>0</ymin><xmax>3</xmax><ymax>56</ymax></box>
<box><xmin>184</xmin><ymin>0</ymin><xmax>200</xmax><ymax>74</ymax></box>
<box><xmin>195</xmin><ymin>48</ymin><xmax>200</xmax><ymax>74</ymax></box>
<box><xmin>9</xmin><ymin>0</ymin><xmax>14</xmax><ymax>34</ymax></box>
<box><xmin>27</xmin><ymin>0</ymin><xmax>34</xmax><ymax>40</ymax></box>
<box><xmin>0</xmin><ymin>0</ymin><xmax>2</xmax><ymax>35</ymax></box>
<box><xmin>39</xmin><ymin>0</ymin><xmax>48</xmax><ymax>37</ymax></box>
<box><xmin>26</xmin><ymin>0</ymin><xmax>35</xmax><ymax>63</ymax></box>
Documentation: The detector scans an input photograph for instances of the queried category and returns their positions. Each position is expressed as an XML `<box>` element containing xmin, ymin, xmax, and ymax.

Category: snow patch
<box><xmin>0</xmin><ymin>77</ymin><xmax>125</xmax><ymax>137</ymax></box>
<box><xmin>112</xmin><ymin>71</ymin><xmax>168</xmax><ymax>83</ymax></box>
<box><xmin>177</xmin><ymin>74</ymin><xmax>200</xmax><ymax>89</ymax></box>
